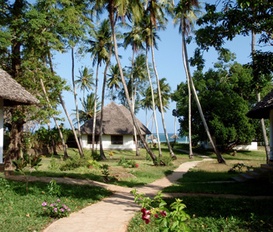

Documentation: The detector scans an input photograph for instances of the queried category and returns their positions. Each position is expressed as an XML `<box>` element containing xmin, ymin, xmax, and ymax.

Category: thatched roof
<box><xmin>81</xmin><ymin>102</ymin><xmax>151</xmax><ymax>135</ymax></box>
<box><xmin>0</xmin><ymin>69</ymin><xmax>39</xmax><ymax>106</ymax></box>
<box><xmin>247</xmin><ymin>89</ymin><xmax>273</xmax><ymax>119</ymax></box>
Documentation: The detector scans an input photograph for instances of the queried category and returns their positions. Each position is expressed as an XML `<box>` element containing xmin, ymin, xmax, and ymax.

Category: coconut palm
<box><xmin>107</xmin><ymin>64</ymin><xmax>121</xmax><ymax>101</ymax></box>
<box><xmin>123</xmin><ymin>25</ymin><xmax>146</xmax><ymax>155</ymax></box>
<box><xmin>87</xmin><ymin>19</ymin><xmax>112</xmax><ymax>152</ymax></box>
<box><xmin>94</xmin><ymin>0</ymin><xmax>157</xmax><ymax>163</ymax></box>
<box><xmin>140</xmin><ymin>17</ymin><xmax>163</xmax><ymax>157</ymax></box>
<box><xmin>144</xmin><ymin>0</ymin><xmax>177</xmax><ymax>159</ymax></box>
<box><xmin>78</xmin><ymin>93</ymin><xmax>100</xmax><ymax>124</ymax></box>
<box><xmin>174</xmin><ymin>0</ymin><xmax>225</xmax><ymax>163</ymax></box>
<box><xmin>75</xmin><ymin>67</ymin><xmax>94</xmax><ymax>101</ymax></box>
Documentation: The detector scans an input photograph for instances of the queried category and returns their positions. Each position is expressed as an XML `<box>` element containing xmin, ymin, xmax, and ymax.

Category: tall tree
<box><xmin>145</xmin><ymin>0</ymin><xmax>177</xmax><ymax>159</ymax></box>
<box><xmin>88</xmin><ymin>19</ymin><xmax>112</xmax><ymax>153</ymax></box>
<box><xmin>195</xmin><ymin>1</ymin><xmax>273</xmax><ymax>162</ymax></box>
<box><xmin>107</xmin><ymin>64</ymin><xmax>121</xmax><ymax>101</ymax></box>
<box><xmin>94</xmin><ymin>0</ymin><xmax>157</xmax><ymax>163</ymax></box>
<box><xmin>174</xmin><ymin>0</ymin><xmax>225</xmax><ymax>163</ymax></box>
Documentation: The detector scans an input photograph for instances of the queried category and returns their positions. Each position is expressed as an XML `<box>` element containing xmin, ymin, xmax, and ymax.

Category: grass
<box><xmin>128</xmin><ymin>197</ymin><xmax>273</xmax><ymax>232</ymax></box>
<box><xmin>163</xmin><ymin>149</ymin><xmax>272</xmax><ymax>196</ymax></box>
<box><xmin>26</xmin><ymin>146</ymin><xmax>194</xmax><ymax>187</ymax></box>
<box><xmin>2</xmin><ymin>145</ymin><xmax>272</xmax><ymax>231</ymax></box>
<box><xmin>0</xmin><ymin>177</ymin><xmax>111</xmax><ymax>232</ymax></box>
<box><xmin>128</xmin><ymin>147</ymin><xmax>273</xmax><ymax>232</ymax></box>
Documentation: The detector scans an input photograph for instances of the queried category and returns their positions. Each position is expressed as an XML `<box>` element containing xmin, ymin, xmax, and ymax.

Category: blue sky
<box><xmin>54</xmin><ymin>3</ymin><xmax>257</xmax><ymax>134</ymax></box>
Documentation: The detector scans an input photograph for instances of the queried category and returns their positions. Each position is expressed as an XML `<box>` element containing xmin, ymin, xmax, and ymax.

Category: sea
<box><xmin>147</xmin><ymin>133</ymin><xmax>188</xmax><ymax>144</ymax></box>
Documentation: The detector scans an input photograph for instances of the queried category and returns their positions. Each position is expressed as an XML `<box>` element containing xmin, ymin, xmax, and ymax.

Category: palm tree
<box><xmin>141</xmin><ymin>20</ymin><xmax>162</xmax><ymax>157</ymax></box>
<box><xmin>75</xmin><ymin>67</ymin><xmax>94</xmax><ymax>100</ymax></box>
<box><xmin>71</xmin><ymin>47</ymin><xmax>84</xmax><ymax>157</ymax></box>
<box><xmin>123</xmin><ymin>25</ymin><xmax>146</xmax><ymax>155</ymax></box>
<box><xmin>145</xmin><ymin>0</ymin><xmax>177</xmax><ymax>159</ymax></box>
<box><xmin>107</xmin><ymin>64</ymin><xmax>121</xmax><ymax>101</ymax></box>
<box><xmin>174</xmin><ymin>0</ymin><xmax>225</xmax><ymax>163</ymax></box>
<box><xmin>88</xmin><ymin>19</ymin><xmax>112</xmax><ymax>152</ymax></box>
<box><xmin>78</xmin><ymin>93</ymin><xmax>100</xmax><ymax>124</ymax></box>
<box><xmin>95</xmin><ymin>0</ymin><xmax>157</xmax><ymax>163</ymax></box>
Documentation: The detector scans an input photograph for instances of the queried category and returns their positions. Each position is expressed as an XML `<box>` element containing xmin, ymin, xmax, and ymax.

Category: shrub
<box><xmin>118</xmin><ymin>157</ymin><xmax>137</xmax><ymax>168</ymax></box>
<box><xmin>131</xmin><ymin>190</ymin><xmax>190</xmax><ymax>232</ymax></box>
<box><xmin>41</xmin><ymin>199</ymin><xmax>71</xmax><ymax>218</ymax></box>
<box><xmin>60</xmin><ymin>157</ymin><xmax>88</xmax><ymax>171</ymax></box>
<box><xmin>47</xmin><ymin>179</ymin><xmax>61</xmax><ymax>197</ymax></box>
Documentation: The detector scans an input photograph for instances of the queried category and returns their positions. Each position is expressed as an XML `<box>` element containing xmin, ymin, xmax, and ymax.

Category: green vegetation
<box><xmin>128</xmin><ymin>149</ymin><xmax>273</xmax><ymax>231</ymax></box>
<box><xmin>27</xmin><ymin>148</ymin><xmax>192</xmax><ymax>187</ymax></box>
<box><xmin>128</xmin><ymin>197</ymin><xmax>273</xmax><ymax>232</ymax></box>
<box><xmin>0</xmin><ymin>177</ymin><xmax>111</xmax><ymax>232</ymax></box>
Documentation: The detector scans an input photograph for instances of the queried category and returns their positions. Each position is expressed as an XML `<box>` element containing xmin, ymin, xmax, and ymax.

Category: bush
<box><xmin>118</xmin><ymin>157</ymin><xmax>137</xmax><ymax>168</ymax></box>
<box><xmin>131</xmin><ymin>190</ymin><xmax>190</xmax><ymax>231</ymax></box>
<box><xmin>41</xmin><ymin>199</ymin><xmax>71</xmax><ymax>218</ymax></box>
<box><xmin>60</xmin><ymin>157</ymin><xmax>88</xmax><ymax>171</ymax></box>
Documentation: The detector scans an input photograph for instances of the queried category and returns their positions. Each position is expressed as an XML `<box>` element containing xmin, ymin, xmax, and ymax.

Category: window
<box><xmin>87</xmin><ymin>135</ymin><xmax>99</xmax><ymax>144</ymax></box>
<box><xmin>111</xmin><ymin>135</ymin><xmax>123</xmax><ymax>145</ymax></box>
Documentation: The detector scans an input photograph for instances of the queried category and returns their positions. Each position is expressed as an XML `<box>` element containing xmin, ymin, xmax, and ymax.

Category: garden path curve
<box><xmin>41</xmin><ymin>159</ymin><xmax>210</xmax><ymax>232</ymax></box>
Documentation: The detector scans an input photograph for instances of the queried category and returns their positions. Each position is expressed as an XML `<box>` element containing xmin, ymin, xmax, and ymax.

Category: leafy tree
<box><xmin>173</xmin><ymin>61</ymin><xmax>263</xmax><ymax>151</ymax></box>
<box><xmin>195</xmin><ymin>1</ymin><xmax>273</xmax><ymax>161</ymax></box>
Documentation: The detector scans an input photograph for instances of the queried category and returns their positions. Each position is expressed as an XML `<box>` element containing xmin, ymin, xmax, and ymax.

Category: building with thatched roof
<box><xmin>0</xmin><ymin>68</ymin><xmax>39</xmax><ymax>166</ymax></box>
<box><xmin>81</xmin><ymin>102</ymin><xmax>151</xmax><ymax>150</ymax></box>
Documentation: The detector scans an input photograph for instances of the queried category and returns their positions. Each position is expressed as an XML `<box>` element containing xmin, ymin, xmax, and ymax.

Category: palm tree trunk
<box><xmin>145</xmin><ymin>48</ymin><xmax>161</xmax><ymax>157</ymax></box>
<box><xmin>108</xmin><ymin>8</ymin><xmax>157</xmax><ymax>164</ymax></box>
<box><xmin>130</xmin><ymin>50</ymin><xmax>140</xmax><ymax>156</ymax></box>
<box><xmin>39</xmin><ymin>78</ymin><xmax>69</xmax><ymax>159</ymax></box>
<box><xmin>181</xmin><ymin>20</ymin><xmax>193</xmax><ymax>158</ymax></box>
<box><xmin>92</xmin><ymin>64</ymin><xmax>99</xmax><ymax>152</ymax></box>
<box><xmin>99</xmin><ymin>54</ymin><xmax>111</xmax><ymax>160</ymax></box>
<box><xmin>182</xmin><ymin>24</ymin><xmax>225</xmax><ymax>163</ymax></box>
<box><xmin>47</xmin><ymin>52</ymin><xmax>84</xmax><ymax>158</ymax></box>
<box><xmin>59</xmin><ymin>94</ymin><xmax>84</xmax><ymax>158</ymax></box>
<box><xmin>71</xmin><ymin>47</ymin><xmax>84</xmax><ymax>156</ymax></box>
<box><xmin>150</xmin><ymin>38</ymin><xmax>176</xmax><ymax>159</ymax></box>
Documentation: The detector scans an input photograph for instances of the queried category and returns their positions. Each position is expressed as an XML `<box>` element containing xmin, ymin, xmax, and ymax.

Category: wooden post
<box><xmin>0</xmin><ymin>99</ymin><xmax>3</xmax><ymax>164</ymax></box>
<box><xmin>269</xmin><ymin>109</ymin><xmax>273</xmax><ymax>162</ymax></box>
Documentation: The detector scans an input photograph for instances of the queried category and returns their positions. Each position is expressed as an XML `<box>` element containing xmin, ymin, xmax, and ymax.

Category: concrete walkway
<box><xmin>40</xmin><ymin>159</ymin><xmax>208</xmax><ymax>232</ymax></box>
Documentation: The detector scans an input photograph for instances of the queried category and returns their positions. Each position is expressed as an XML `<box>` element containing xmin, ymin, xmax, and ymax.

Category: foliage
<box><xmin>100</xmin><ymin>164</ymin><xmax>110</xmax><ymax>182</ymax></box>
<box><xmin>173</xmin><ymin>61</ymin><xmax>266</xmax><ymax>151</ymax></box>
<box><xmin>42</xmin><ymin>198</ymin><xmax>71</xmax><ymax>219</ymax></box>
<box><xmin>228</xmin><ymin>163</ymin><xmax>253</xmax><ymax>173</ymax></box>
<box><xmin>47</xmin><ymin>179</ymin><xmax>61</xmax><ymax>197</ymax></box>
<box><xmin>59</xmin><ymin>157</ymin><xmax>88</xmax><ymax>171</ymax></box>
<box><xmin>118</xmin><ymin>157</ymin><xmax>137</xmax><ymax>168</ymax></box>
<box><xmin>12</xmin><ymin>152</ymin><xmax>42</xmax><ymax>193</ymax></box>
<box><xmin>0</xmin><ymin>178</ymin><xmax>111</xmax><ymax>232</ymax></box>
<box><xmin>131</xmin><ymin>190</ymin><xmax>190</xmax><ymax>232</ymax></box>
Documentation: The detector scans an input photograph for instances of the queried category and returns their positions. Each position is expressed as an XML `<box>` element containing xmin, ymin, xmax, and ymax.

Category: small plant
<box><xmin>42</xmin><ymin>199</ymin><xmax>71</xmax><ymax>218</ymax></box>
<box><xmin>12</xmin><ymin>153</ymin><xmax>42</xmax><ymax>193</ymax></box>
<box><xmin>48</xmin><ymin>157</ymin><xmax>60</xmax><ymax>170</ymax></box>
<box><xmin>47</xmin><ymin>179</ymin><xmax>61</xmax><ymax>197</ymax></box>
<box><xmin>87</xmin><ymin>159</ymin><xmax>100</xmax><ymax>169</ymax></box>
<box><xmin>228</xmin><ymin>163</ymin><xmax>253</xmax><ymax>173</ymax></box>
<box><xmin>131</xmin><ymin>189</ymin><xmax>190</xmax><ymax>232</ymax></box>
<box><xmin>100</xmin><ymin>164</ymin><xmax>110</xmax><ymax>182</ymax></box>
<box><xmin>118</xmin><ymin>157</ymin><xmax>137</xmax><ymax>168</ymax></box>
<box><xmin>60</xmin><ymin>157</ymin><xmax>87</xmax><ymax>171</ymax></box>
<box><xmin>109</xmin><ymin>151</ymin><xmax>114</xmax><ymax>159</ymax></box>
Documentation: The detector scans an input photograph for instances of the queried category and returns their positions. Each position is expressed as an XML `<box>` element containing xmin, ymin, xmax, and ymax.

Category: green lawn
<box><xmin>1</xmin><ymin>146</ymin><xmax>272</xmax><ymax>232</ymax></box>
<box><xmin>0</xmin><ymin>177</ymin><xmax>111</xmax><ymax>232</ymax></box>
<box><xmin>128</xmin><ymin>148</ymin><xmax>273</xmax><ymax>232</ymax></box>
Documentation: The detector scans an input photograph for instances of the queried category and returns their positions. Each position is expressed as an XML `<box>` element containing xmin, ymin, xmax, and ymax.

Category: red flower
<box><xmin>160</xmin><ymin>210</ymin><xmax>167</xmax><ymax>217</ymax></box>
